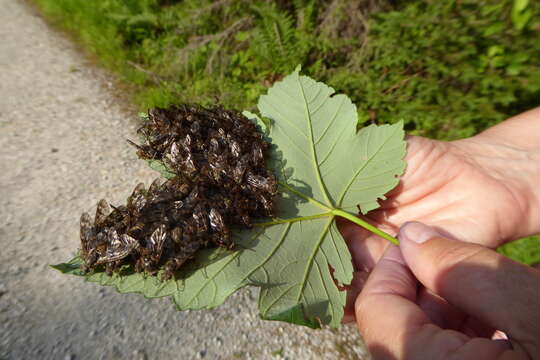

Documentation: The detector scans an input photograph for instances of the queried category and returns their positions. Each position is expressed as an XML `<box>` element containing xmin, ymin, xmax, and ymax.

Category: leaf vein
<box><xmin>260</xmin><ymin>97</ymin><xmax>308</xmax><ymax>141</ymax></box>
<box><xmin>314</xmin><ymin>95</ymin><xmax>346</xmax><ymax>146</ymax></box>
<box><xmin>297</xmin><ymin>75</ymin><xmax>333</xmax><ymax>207</ymax></box>
<box><xmin>338</xmin><ymin>125</ymin><xmax>401</xmax><ymax>206</ymax></box>
<box><xmin>296</xmin><ymin>217</ymin><xmax>334</xmax><ymax>303</ymax></box>
<box><xmin>329</xmin><ymin>224</ymin><xmax>346</xmax><ymax>279</ymax></box>
<box><xmin>318</xmin><ymin>125</ymin><xmax>348</xmax><ymax>168</ymax></box>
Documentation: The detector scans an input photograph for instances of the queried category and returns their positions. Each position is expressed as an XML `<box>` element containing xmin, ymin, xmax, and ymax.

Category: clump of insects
<box><xmin>80</xmin><ymin>105</ymin><xmax>277</xmax><ymax>280</ymax></box>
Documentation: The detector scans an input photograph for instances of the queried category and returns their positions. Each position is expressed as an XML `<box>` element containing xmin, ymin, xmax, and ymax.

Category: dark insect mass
<box><xmin>80</xmin><ymin>105</ymin><xmax>277</xmax><ymax>280</ymax></box>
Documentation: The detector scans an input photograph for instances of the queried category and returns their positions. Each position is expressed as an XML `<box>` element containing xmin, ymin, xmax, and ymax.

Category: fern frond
<box><xmin>251</xmin><ymin>2</ymin><xmax>304</xmax><ymax>73</ymax></box>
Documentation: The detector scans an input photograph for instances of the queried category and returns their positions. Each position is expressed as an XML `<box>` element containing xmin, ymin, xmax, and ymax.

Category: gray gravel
<box><xmin>0</xmin><ymin>1</ymin><xmax>369</xmax><ymax>359</ymax></box>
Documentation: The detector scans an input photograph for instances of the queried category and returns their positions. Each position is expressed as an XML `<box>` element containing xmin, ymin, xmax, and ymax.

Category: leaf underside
<box><xmin>53</xmin><ymin>68</ymin><xmax>406</xmax><ymax>328</ymax></box>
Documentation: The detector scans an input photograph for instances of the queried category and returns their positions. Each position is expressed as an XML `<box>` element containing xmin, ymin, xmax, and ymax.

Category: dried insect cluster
<box><xmin>80</xmin><ymin>105</ymin><xmax>277</xmax><ymax>280</ymax></box>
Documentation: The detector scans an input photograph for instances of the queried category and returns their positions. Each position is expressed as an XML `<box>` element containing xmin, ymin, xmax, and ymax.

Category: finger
<box><xmin>337</xmin><ymin>216</ymin><xmax>390</xmax><ymax>271</ymax></box>
<box><xmin>417</xmin><ymin>288</ymin><xmax>497</xmax><ymax>338</ymax></box>
<box><xmin>355</xmin><ymin>245</ymin><xmax>431</xmax><ymax>358</ymax></box>
<box><xmin>398</xmin><ymin>221</ymin><xmax>540</xmax><ymax>346</ymax></box>
<box><xmin>343</xmin><ymin>271</ymin><xmax>369</xmax><ymax>323</ymax></box>
<box><xmin>416</xmin><ymin>287</ymin><xmax>466</xmax><ymax>330</ymax></box>
<box><xmin>357</xmin><ymin>244</ymin><xmax>519</xmax><ymax>360</ymax></box>
<box><xmin>460</xmin><ymin>315</ymin><xmax>497</xmax><ymax>339</ymax></box>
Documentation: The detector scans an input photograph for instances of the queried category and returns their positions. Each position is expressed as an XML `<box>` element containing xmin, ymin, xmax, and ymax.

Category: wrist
<box><xmin>453</xmin><ymin>135</ymin><xmax>540</xmax><ymax>240</ymax></box>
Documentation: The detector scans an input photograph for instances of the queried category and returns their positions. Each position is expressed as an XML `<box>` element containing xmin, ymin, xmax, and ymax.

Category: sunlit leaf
<box><xmin>53</xmin><ymin>68</ymin><xmax>406</xmax><ymax>327</ymax></box>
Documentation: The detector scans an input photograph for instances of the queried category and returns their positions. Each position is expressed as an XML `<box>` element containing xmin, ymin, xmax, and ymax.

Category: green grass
<box><xmin>32</xmin><ymin>0</ymin><xmax>540</xmax><ymax>264</ymax></box>
<box><xmin>498</xmin><ymin>235</ymin><xmax>540</xmax><ymax>266</ymax></box>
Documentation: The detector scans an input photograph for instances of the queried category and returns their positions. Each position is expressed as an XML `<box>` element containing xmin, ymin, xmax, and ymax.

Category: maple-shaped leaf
<box><xmin>53</xmin><ymin>68</ymin><xmax>406</xmax><ymax>328</ymax></box>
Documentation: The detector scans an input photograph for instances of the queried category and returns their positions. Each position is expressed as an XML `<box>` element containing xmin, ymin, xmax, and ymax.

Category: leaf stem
<box><xmin>331</xmin><ymin>209</ymin><xmax>399</xmax><ymax>245</ymax></box>
<box><xmin>277</xmin><ymin>182</ymin><xmax>399</xmax><ymax>244</ymax></box>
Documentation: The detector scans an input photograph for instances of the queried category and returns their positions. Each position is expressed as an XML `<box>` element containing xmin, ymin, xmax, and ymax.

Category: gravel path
<box><xmin>0</xmin><ymin>1</ymin><xmax>369</xmax><ymax>359</ymax></box>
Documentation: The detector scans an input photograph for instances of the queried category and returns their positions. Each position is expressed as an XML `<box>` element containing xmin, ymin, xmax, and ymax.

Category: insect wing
<box><xmin>251</xmin><ymin>143</ymin><xmax>263</xmax><ymax>165</ymax></box>
<box><xmin>183</xmin><ymin>186</ymin><xmax>199</xmax><ymax>209</ymax></box>
<box><xmin>208</xmin><ymin>208</ymin><xmax>225</xmax><ymax>233</ymax></box>
<box><xmin>121</xmin><ymin>234</ymin><xmax>140</xmax><ymax>252</ymax></box>
<box><xmin>183</xmin><ymin>153</ymin><xmax>197</xmax><ymax>176</ymax></box>
<box><xmin>94</xmin><ymin>199</ymin><xmax>110</xmax><ymax>226</ymax></box>
<box><xmin>128</xmin><ymin>182</ymin><xmax>147</xmax><ymax>213</ymax></box>
<box><xmin>80</xmin><ymin>212</ymin><xmax>94</xmax><ymax>253</ymax></box>
<box><xmin>246</xmin><ymin>173</ymin><xmax>267</xmax><ymax>190</ymax></box>
<box><xmin>257</xmin><ymin>194</ymin><xmax>273</xmax><ymax>213</ymax></box>
<box><xmin>233</xmin><ymin>156</ymin><xmax>249</xmax><ymax>183</ymax></box>
<box><xmin>209</xmin><ymin>138</ymin><xmax>220</xmax><ymax>153</ymax></box>
<box><xmin>148</xmin><ymin>178</ymin><xmax>162</xmax><ymax>195</ymax></box>
<box><xmin>181</xmin><ymin>134</ymin><xmax>192</xmax><ymax>152</ymax></box>
<box><xmin>169</xmin><ymin>141</ymin><xmax>182</xmax><ymax>163</ymax></box>
<box><xmin>229</xmin><ymin>140</ymin><xmax>241</xmax><ymax>158</ymax></box>
<box><xmin>171</xmin><ymin>227</ymin><xmax>183</xmax><ymax>244</ymax></box>
<box><xmin>190</xmin><ymin>120</ymin><xmax>201</xmax><ymax>134</ymax></box>
<box><xmin>96</xmin><ymin>230</ymin><xmax>130</xmax><ymax>264</ymax></box>
<box><xmin>192</xmin><ymin>207</ymin><xmax>209</xmax><ymax>233</ymax></box>
<box><xmin>148</xmin><ymin>224</ymin><xmax>167</xmax><ymax>259</ymax></box>
<box><xmin>128</xmin><ymin>183</ymin><xmax>145</xmax><ymax>204</ymax></box>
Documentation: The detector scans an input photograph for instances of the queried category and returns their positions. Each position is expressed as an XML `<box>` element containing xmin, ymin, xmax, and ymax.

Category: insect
<box><xmin>95</xmin><ymin>230</ymin><xmax>140</xmax><ymax>265</ymax></box>
<box><xmin>251</xmin><ymin>143</ymin><xmax>264</xmax><ymax>165</ymax></box>
<box><xmin>146</xmin><ymin>224</ymin><xmax>167</xmax><ymax>263</ymax></box>
<box><xmin>80</xmin><ymin>212</ymin><xmax>94</xmax><ymax>256</ymax></box>
<box><xmin>127</xmin><ymin>183</ymin><xmax>147</xmax><ymax>215</ymax></box>
<box><xmin>147</xmin><ymin>177</ymin><xmax>162</xmax><ymax>195</ymax></box>
<box><xmin>94</xmin><ymin>199</ymin><xmax>110</xmax><ymax>229</ymax></box>
<box><xmin>192</xmin><ymin>205</ymin><xmax>209</xmax><ymax>233</ymax></box>
<box><xmin>161</xmin><ymin>235</ymin><xmax>205</xmax><ymax>280</ymax></box>
<box><xmin>80</xmin><ymin>104</ymin><xmax>277</xmax><ymax>280</ymax></box>
<box><xmin>246</xmin><ymin>172</ymin><xmax>277</xmax><ymax>194</ymax></box>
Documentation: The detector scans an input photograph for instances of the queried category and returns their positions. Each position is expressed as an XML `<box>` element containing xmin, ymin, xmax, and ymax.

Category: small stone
<box><xmin>132</xmin><ymin>349</ymin><xmax>148</xmax><ymax>360</ymax></box>
<box><xmin>97</xmin><ymin>288</ymin><xmax>106</xmax><ymax>298</ymax></box>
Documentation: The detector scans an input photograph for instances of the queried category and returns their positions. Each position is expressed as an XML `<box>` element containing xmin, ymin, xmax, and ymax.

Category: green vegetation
<box><xmin>33</xmin><ymin>0</ymin><xmax>540</xmax><ymax>264</ymax></box>
<box><xmin>499</xmin><ymin>236</ymin><xmax>540</xmax><ymax>266</ymax></box>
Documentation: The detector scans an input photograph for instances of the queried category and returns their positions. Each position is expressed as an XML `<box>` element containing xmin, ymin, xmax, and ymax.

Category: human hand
<box><xmin>356</xmin><ymin>221</ymin><xmax>540</xmax><ymax>360</ymax></box>
<box><xmin>341</xmin><ymin>133</ymin><xmax>536</xmax><ymax>273</ymax></box>
<box><xmin>340</xmin><ymin>125</ymin><xmax>540</xmax><ymax>320</ymax></box>
<box><xmin>341</xmin><ymin>109</ymin><xmax>540</xmax><ymax>321</ymax></box>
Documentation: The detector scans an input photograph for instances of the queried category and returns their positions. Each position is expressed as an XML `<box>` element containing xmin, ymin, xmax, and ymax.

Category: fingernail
<box><xmin>398</xmin><ymin>221</ymin><xmax>441</xmax><ymax>244</ymax></box>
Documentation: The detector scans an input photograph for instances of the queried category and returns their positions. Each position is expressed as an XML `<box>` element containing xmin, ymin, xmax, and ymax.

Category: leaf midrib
<box><xmin>297</xmin><ymin>76</ymin><xmax>333</xmax><ymax>208</ymax></box>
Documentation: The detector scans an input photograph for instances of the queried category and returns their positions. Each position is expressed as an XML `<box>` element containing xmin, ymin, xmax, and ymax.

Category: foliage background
<box><xmin>32</xmin><ymin>0</ymin><xmax>540</xmax><ymax>264</ymax></box>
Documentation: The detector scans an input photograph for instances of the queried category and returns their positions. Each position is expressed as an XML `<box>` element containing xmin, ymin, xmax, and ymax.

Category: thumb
<box><xmin>397</xmin><ymin>221</ymin><xmax>540</xmax><ymax>345</ymax></box>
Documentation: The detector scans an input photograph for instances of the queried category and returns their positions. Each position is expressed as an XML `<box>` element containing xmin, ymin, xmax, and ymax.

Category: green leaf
<box><xmin>512</xmin><ymin>0</ymin><xmax>534</xmax><ymax>31</ymax></box>
<box><xmin>262</xmin><ymin>303</ymin><xmax>321</xmax><ymax>329</ymax></box>
<box><xmin>54</xmin><ymin>69</ymin><xmax>406</xmax><ymax>327</ymax></box>
<box><xmin>50</xmin><ymin>256</ymin><xmax>85</xmax><ymax>276</ymax></box>
<box><xmin>257</xmin><ymin>68</ymin><xmax>406</xmax><ymax>214</ymax></box>
<box><xmin>147</xmin><ymin>159</ymin><xmax>175</xmax><ymax>179</ymax></box>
